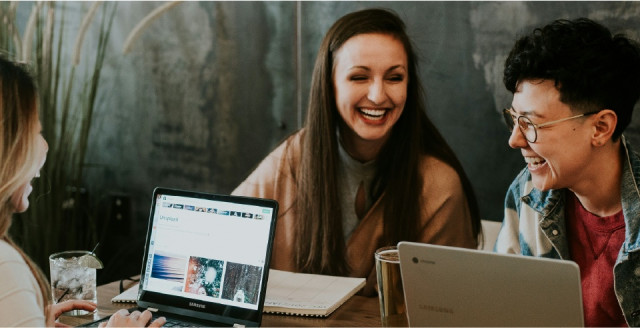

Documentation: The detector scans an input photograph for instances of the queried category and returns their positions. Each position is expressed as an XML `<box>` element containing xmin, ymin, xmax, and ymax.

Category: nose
<box><xmin>508</xmin><ymin>125</ymin><xmax>528</xmax><ymax>149</ymax></box>
<box><xmin>367</xmin><ymin>79</ymin><xmax>386</xmax><ymax>104</ymax></box>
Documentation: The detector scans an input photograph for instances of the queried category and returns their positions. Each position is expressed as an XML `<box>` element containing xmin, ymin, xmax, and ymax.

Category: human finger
<box><xmin>113</xmin><ymin>308</ymin><xmax>129</xmax><ymax>318</ymax></box>
<box><xmin>49</xmin><ymin>300</ymin><xmax>97</xmax><ymax>318</ymax></box>
<box><xmin>107</xmin><ymin>308</ymin><xmax>130</xmax><ymax>325</ymax></box>
<box><xmin>138</xmin><ymin>310</ymin><xmax>153</xmax><ymax>324</ymax></box>
<box><xmin>129</xmin><ymin>310</ymin><xmax>142</xmax><ymax>321</ymax></box>
<box><xmin>105</xmin><ymin>309</ymin><xmax>132</xmax><ymax>327</ymax></box>
<box><xmin>148</xmin><ymin>316</ymin><xmax>167</xmax><ymax>327</ymax></box>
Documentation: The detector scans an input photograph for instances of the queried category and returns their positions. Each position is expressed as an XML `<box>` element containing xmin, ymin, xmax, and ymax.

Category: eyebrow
<box><xmin>511</xmin><ymin>106</ymin><xmax>544</xmax><ymax>119</ymax></box>
<box><xmin>348</xmin><ymin>65</ymin><xmax>407</xmax><ymax>73</ymax></box>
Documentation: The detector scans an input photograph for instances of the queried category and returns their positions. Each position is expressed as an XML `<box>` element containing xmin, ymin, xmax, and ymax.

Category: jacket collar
<box><xmin>620</xmin><ymin>135</ymin><xmax>640</xmax><ymax>251</ymax></box>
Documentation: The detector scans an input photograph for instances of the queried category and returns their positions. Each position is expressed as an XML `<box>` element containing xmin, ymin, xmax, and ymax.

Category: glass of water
<box><xmin>49</xmin><ymin>250</ymin><xmax>99</xmax><ymax>316</ymax></box>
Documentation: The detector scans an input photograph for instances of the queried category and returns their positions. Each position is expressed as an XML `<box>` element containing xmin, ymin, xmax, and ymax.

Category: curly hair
<box><xmin>503</xmin><ymin>18</ymin><xmax>640</xmax><ymax>139</ymax></box>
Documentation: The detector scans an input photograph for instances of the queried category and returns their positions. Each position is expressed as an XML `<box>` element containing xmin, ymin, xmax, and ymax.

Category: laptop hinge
<box><xmin>233</xmin><ymin>324</ymin><xmax>245</xmax><ymax>328</ymax></box>
<box><xmin>146</xmin><ymin>307</ymin><xmax>159</xmax><ymax>312</ymax></box>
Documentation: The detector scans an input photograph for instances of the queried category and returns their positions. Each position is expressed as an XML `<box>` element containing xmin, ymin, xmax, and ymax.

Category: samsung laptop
<box><xmin>398</xmin><ymin>241</ymin><xmax>584</xmax><ymax>327</ymax></box>
<box><xmin>84</xmin><ymin>187</ymin><xmax>278</xmax><ymax>327</ymax></box>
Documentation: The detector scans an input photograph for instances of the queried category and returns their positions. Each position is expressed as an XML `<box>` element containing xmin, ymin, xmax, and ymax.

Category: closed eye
<box><xmin>349</xmin><ymin>75</ymin><xmax>368</xmax><ymax>81</ymax></box>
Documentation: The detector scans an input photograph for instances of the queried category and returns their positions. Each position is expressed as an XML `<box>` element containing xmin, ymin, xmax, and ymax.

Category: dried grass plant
<box><xmin>1</xmin><ymin>1</ymin><xmax>116</xmax><ymax>273</ymax></box>
<box><xmin>1</xmin><ymin>0</ymin><xmax>181</xmax><ymax>274</ymax></box>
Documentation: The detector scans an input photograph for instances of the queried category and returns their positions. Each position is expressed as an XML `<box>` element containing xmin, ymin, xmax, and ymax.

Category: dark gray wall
<box><xmin>13</xmin><ymin>1</ymin><xmax>640</xmax><ymax>278</ymax></box>
<box><xmin>91</xmin><ymin>1</ymin><xmax>640</xmax><ymax>223</ymax></box>
<box><xmin>293</xmin><ymin>1</ymin><xmax>640</xmax><ymax>224</ymax></box>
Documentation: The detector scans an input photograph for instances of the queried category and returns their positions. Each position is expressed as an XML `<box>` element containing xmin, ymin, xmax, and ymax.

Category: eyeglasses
<box><xmin>502</xmin><ymin>108</ymin><xmax>600</xmax><ymax>143</ymax></box>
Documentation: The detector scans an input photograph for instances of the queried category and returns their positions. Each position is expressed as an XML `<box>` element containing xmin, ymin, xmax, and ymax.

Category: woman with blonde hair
<box><xmin>0</xmin><ymin>56</ymin><xmax>164</xmax><ymax>327</ymax></box>
<box><xmin>233</xmin><ymin>8</ymin><xmax>481</xmax><ymax>296</ymax></box>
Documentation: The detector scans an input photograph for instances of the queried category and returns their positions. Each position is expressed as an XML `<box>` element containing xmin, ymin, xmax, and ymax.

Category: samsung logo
<box><xmin>189</xmin><ymin>302</ymin><xmax>206</xmax><ymax>309</ymax></box>
<box><xmin>419</xmin><ymin>304</ymin><xmax>454</xmax><ymax>314</ymax></box>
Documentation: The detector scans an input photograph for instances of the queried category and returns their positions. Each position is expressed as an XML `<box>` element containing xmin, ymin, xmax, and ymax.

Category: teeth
<box><xmin>359</xmin><ymin>108</ymin><xmax>386</xmax><ymax>119</ymax></box>
<box><xmin>524</xmin><ymin>156</ymin><xmax>544</xmax><ymax>164</ymax></box>
<box><xmin>525</xmin><ymin>156</ymin><xmax>546</xmax><ymax>168</ymax></box>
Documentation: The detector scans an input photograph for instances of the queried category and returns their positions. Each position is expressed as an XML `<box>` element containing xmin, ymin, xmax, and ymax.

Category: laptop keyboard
<box><xmin>79</xmin><ymin>312</ymin><xmax>205</xmax><ymax>327</ymax></box>
<box><xmin>152</xmin><ymin>315</ymin><xmax>204</xmax><ymax>327</ymax></box>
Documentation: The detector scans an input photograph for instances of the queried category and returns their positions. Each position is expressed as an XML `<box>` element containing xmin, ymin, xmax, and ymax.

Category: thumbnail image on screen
<box><xmin>221</xmin><ymin>262</ymin><xmax>263</xmax><ymax>305</ymax></box>
<box><xmin>184</xmin><ymin>256</ymin><xmax>224</xmax><ymax>298</ymax></box>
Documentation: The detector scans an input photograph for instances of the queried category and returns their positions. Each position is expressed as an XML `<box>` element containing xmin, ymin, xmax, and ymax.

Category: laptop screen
<box><xmin>137</xmin><ymin>188</ymin><xmax>278</xmax><ymax>325</ymax></box>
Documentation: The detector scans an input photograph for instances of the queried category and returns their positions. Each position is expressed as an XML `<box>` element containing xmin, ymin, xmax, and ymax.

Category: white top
<box><xmin>0</xmin><ymin>239</ymin><xmax>46</xmax><ymax>327</ymax></box>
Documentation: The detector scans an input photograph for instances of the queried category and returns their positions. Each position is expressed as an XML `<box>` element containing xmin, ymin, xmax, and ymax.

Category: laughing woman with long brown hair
<box><xmin>233</xmin><ymin>8</ymin><xmax>480</xmax><ymax>296</ymax></box>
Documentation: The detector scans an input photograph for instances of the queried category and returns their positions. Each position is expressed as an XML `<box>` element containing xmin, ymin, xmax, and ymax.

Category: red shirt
<box><xmin>566</xmin><ymin>192</ymin><xmax>627</xmax><ymax>327</ymax></box>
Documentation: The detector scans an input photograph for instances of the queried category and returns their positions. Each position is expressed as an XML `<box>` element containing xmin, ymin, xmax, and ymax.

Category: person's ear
<box><xmin>591</xmin><ymin>109</ymin><xmax>617</xmax><ymax>147</ymax></box>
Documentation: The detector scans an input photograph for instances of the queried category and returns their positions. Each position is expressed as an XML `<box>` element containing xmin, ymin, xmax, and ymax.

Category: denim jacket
<box><xmin>495</xmin><ymin>136</ymin><xmax>640</xmax><ymax>326</ymax></box>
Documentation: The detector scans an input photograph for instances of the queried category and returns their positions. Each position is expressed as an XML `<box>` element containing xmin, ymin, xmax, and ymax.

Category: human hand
<box><xmin>98</xmin><ymin>309</ymin><xmax>166</xmax><ymax>327</ymax></box>
<box><xmin>47</xmin><ymin>300</ymin><xmax>97</xmax><ymax>327</ymax></box>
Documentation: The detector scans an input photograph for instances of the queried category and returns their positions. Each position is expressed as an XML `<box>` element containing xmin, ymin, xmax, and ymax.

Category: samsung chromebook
<box><xmin>84</xmin><ymin>187</ymin><xmax>278</xmax><ymax>327</ymax></box>
<box><xmin>398</xmin><ymin>241</ymin><xmax>584</xmax><ymax>327</ymax></box>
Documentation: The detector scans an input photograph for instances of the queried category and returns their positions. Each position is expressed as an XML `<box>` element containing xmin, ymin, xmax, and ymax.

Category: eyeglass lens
<box><xmin>517</xmin><ymin>116</ymin><xmax>537</xmax><ymax>142</ymax></box>
<box><xmin>502</xmin><ymin>110</ymin><xmax>515</xmax><ymax>131</ymax></box>
<box><xmin>503</xmin><ymin>109</ymin><xmax>537</xmax><ymax>142</ymax></box>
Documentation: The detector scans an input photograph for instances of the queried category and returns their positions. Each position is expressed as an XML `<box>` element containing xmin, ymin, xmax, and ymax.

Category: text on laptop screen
<box><xmin>141</xmin><ymin>193</ymin><xmax>274</xmax><ymax>311</ymax></box>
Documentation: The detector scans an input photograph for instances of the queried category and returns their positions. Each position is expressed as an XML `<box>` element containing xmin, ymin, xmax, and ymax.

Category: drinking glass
<box><xmin>49</xmin><ymin>250</ymin><xmax>98</xmax><ymax>316</ymax></box>
<box><xmin>375</xmin><ymin>246</ymin><xmax>408</xmax><ymax>327</ymax></box>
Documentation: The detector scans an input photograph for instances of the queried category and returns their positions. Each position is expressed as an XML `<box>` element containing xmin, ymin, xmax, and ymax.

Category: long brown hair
<box><xmin>0</xmin><ymin>56</ymin><xmax>51</xmax><ymax>314</ymax></box>
<box><xmin>294</xmin><ymin>8</ymin><xmax>481</xmax><ymax>275</ymax></box>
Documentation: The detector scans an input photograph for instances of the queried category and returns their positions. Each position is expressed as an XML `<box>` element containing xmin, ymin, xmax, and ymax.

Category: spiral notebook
<box><xmin>263</xmin><ymin>269</ymin><xmax>365</xmax><ymax>317</ymax></box>
<box><xmin>113</xmin><ymin>269</ymin><xmax>366</xmax><ymax>317</ymax></box>
<box><xmin>111</xmin><ymin>284</ymin><xmax>139</xmax><ymax>303</ymax></box>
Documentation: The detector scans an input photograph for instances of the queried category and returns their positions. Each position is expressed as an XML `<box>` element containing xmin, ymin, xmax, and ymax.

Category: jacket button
<box><xmin>552</xmin><ymin>230</ymin><xmax>559</xmax><ymax>236</ymax></box>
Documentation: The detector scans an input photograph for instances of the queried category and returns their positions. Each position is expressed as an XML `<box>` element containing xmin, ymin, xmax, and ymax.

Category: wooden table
<box><xmin>58</xmin><ymin>278</ymin><xmax>382</xmax><ymax>327</ymax></box>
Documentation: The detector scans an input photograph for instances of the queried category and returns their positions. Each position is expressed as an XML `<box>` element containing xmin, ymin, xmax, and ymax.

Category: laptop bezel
<box><xmin>136</xmin><ymin>187</ymin><xmax>279</xmax><ymax>327</ymax></box>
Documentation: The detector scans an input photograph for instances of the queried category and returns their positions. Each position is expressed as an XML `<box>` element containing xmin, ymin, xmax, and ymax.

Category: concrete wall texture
<box><xmin>14</xmin><ymin>1</ymin><xmax>640</xmax><ymax>246</ymax></box>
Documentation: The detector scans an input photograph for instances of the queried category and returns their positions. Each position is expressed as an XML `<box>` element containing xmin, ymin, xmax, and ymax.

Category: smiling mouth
<box><xmin>358</xmin><ymin>108</ymin><xmax>387</xmax><ymax>121</ymax></box>
<box><xmin>525</xmin><ymin>156</ymin><xmax>546</xmax><ymax>169</ymax></box>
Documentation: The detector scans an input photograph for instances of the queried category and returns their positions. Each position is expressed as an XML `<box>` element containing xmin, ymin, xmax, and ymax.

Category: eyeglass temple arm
<box><xmin>535</xmin><ymin>112</ymin><xmax>595</xmax><ymax>128</ymax></box>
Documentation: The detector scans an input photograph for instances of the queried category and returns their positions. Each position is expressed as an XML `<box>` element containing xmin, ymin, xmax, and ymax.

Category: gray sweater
<box><xmin>337</xmin><ymin>140</ymin><xmax>377</xmax><ymax>240</ymax></box>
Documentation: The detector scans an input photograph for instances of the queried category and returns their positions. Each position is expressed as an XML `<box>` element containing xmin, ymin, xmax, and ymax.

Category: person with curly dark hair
<box><xmin>495</xmin><ymin>18</ymin><xmax>640</xmax><ymax>327</ymax></box>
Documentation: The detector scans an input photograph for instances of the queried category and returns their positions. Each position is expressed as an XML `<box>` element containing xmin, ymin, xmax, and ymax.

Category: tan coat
<box><xmin>232</xmin><ymin>131</ymin><xmax>477</xmax><ymax>296</ymax></box>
